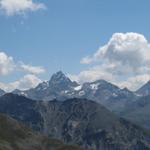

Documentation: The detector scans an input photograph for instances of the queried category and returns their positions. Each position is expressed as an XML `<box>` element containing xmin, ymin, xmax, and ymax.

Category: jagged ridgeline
<box><xmin>11</xmin><ymin>71</ymin><xmax>138</xmax><ymax>114</ymax></box>
<box><xmin>9</xmin><ymin>71</ymin><xmax>150</xmax><ymax>130</ymax></box>
<box><xmin>0</xmin><ymin>93</ymin><xmax>150</xmax><ymax>150</ymax></box>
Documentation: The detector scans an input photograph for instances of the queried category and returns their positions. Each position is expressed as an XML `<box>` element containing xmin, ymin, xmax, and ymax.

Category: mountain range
<box><xmin>0</xmin><ymin>112</ymin><xmax>83</xmax><ymax>150</ymax></box>
<box><xmin>11</xmin><ymin>71</ymin><xmax>139</xmax><ymax>113</ymax></box>
<box><xmin>1</xmin><ymin>71</ymin><xmax>150</xmax><ymax>130</ymax></box>
<box><xmin>0</xmin><ymin>93</ymin><xmax>150</xmax><ymax>150</ymax></box>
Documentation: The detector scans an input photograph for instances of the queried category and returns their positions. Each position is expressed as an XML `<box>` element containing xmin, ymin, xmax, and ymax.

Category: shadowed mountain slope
<box><xmin>0</xmin><ymin>93</ymin><xmax>150</xmax><ymax>150</ymax></box>
<box><xmin>0</xmin><ymin>113</ymin><xmax>83</xmax><ymax>150</ymax></box>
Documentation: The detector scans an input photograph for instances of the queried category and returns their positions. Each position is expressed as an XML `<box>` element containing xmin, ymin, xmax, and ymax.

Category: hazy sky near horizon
<box><xmin>0</xmin><ymin>0</ymin><xmax>150</xmax><ymax>91</ymax></box>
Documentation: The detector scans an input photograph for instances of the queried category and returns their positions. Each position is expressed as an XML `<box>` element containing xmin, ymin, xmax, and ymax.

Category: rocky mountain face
<box><xmin>12</xmin><ymin>71</ymin><xmax>138</xmax><ymax>113</ymax></box>
<box><xmin>0</xmin><ymin>93</ymin><xmax>150</xmax><ymax>150</ymax></box>
<box><xmin>0</xmin><ymin>112</ymin><xmax>83</xmax><ymax>150</ymax></box>
<box><xmin>114</xmin><ymin>81</ymin><xmax>150</xmax><ymax>130</ymax></box>
<box><xmin>13</xmin><ymin>71</ymin><xmax>79</xmax><ymax>101</ymax></box>
<box><xmin>72</xmin><ymin>80</ymin><xmax>137</xmax><ymax>113</ymax></box>
<box><xmin>136</xmin><ymin>80</ymin><xmax>150</xmax><ymax>96</ymax></box>
<box><xmin>0</xmin><ymin>89</ymin><xmax>5</xmax><ymax>96</ymax></box>
<box><xmin>8</xmin><ymin>71</ymin><xmax>150</xmax><ymax>131</ymax></box>
<box><xmin>122</xmin><ymin>95</ymin><xmax>150</xmax><ymax>129</ymax></box>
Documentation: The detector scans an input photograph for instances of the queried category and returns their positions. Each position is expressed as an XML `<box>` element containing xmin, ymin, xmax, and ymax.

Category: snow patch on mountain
<box><xmin>90</xmin><ymin>83</ymin><xmax>99</xmax><ymax>90</ymax></box>
<box><xmin>74</xmin><ymin>85</ymin><xmax>82</xmax><ymax>91</ymax></box>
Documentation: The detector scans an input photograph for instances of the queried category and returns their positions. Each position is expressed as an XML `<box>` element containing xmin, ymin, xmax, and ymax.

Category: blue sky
<box><xmin>0</xmin><ymin>0</ymin><xmax>150</xmax><ymax>91</ymax></box>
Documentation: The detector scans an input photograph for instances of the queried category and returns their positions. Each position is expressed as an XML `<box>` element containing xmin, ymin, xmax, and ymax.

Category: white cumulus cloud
<box><xmin>72</xmin><ymin>33</ymin><xmax>150</xmax><ymax>90</ymax></box>
<box><xmin>118</xmin><ymin>74</ymin><xmax>150</xmax><ymax>91</ymax></box>
<box><xmin>0</xmin><ymin>0</ymin><xmax>46</xmax><ymax>16</ymax></box>
<box><xmin>20</xmin><ymin>62</ymin><xmax>45</xmax><ymax>74</ymax></box>
<box><xmin>69</xmin><ymin>64</ymin><xmax>114</xmax><ymax>84</ymax></box>
<box><xmin>0</xmin><ymin>74</ymin><xmax>42</xmax><ymax>91</ymax></box>
<box><xmin>0</xmin><ymin>51</ymin><xmax>46</xmax><ymax>75</ymax></box>
<box><xmin>0</xmin><ymin>51</ymin><xmax>46</xmax><ymax>91</ymax></box>
<box><xmin>0</xmin><ymin>52</ymin><xmax>15</xmax><ymax>75</ymax></box>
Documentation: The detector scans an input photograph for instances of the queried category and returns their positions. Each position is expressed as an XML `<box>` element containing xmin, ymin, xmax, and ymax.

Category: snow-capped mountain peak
<box><xmin>50</xmin><ymin>71</ymin><xmax>67</xmax><ymax>82</ymax></box>
<box><xmin>9</xmin><ymin>71</ymin><xmax>138</xmax><ymax>113</ymax></box>
<box><xmin>49</xmin><ymin>71</ymin><xmax>78</xmax><ymax>87</ymax></box>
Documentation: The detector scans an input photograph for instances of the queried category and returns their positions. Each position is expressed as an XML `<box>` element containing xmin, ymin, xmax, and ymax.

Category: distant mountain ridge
<box><xmin>2</xmin><ymin>71</ymin><xmax>150</xmax><ymax>130</ymax></box>
<box><xmin>1</xmin><ymin>71</ymin><xmax>149</xmax><ymax>101</ymax></box>
<box><xmin>13</xmin><ymin>71</ymin><xmax>79</xmax><ymax>101</ymax></box>
<box><xmin>11</xmin><ymin>71</ymin><xmax>138</xmax><ymax>113</ymax></box>
<box><xmin>0</xmin><ymin>93</ymin><xmax>149</xmax><ymax>150</ymax></box>
<box><xmin>136</xmin><ymin>80</ymin><xmax>150</xmax><ymax>96</ymax></box>
<box><xmin>0</xmin><ymin>88</ymin><xmax>5</xmax><ymax>97</ymax></box>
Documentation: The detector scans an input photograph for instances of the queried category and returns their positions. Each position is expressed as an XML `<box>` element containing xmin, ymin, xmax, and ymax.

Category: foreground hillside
<box><xmin>0</xmin><ymin>93</ymin><xmax>150</xmax><ymax>150</ymax></box>
<box><xmin>0</xmin><ymin>113</ymin><xmax>83</xmax><ymax>150</ymax></box>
